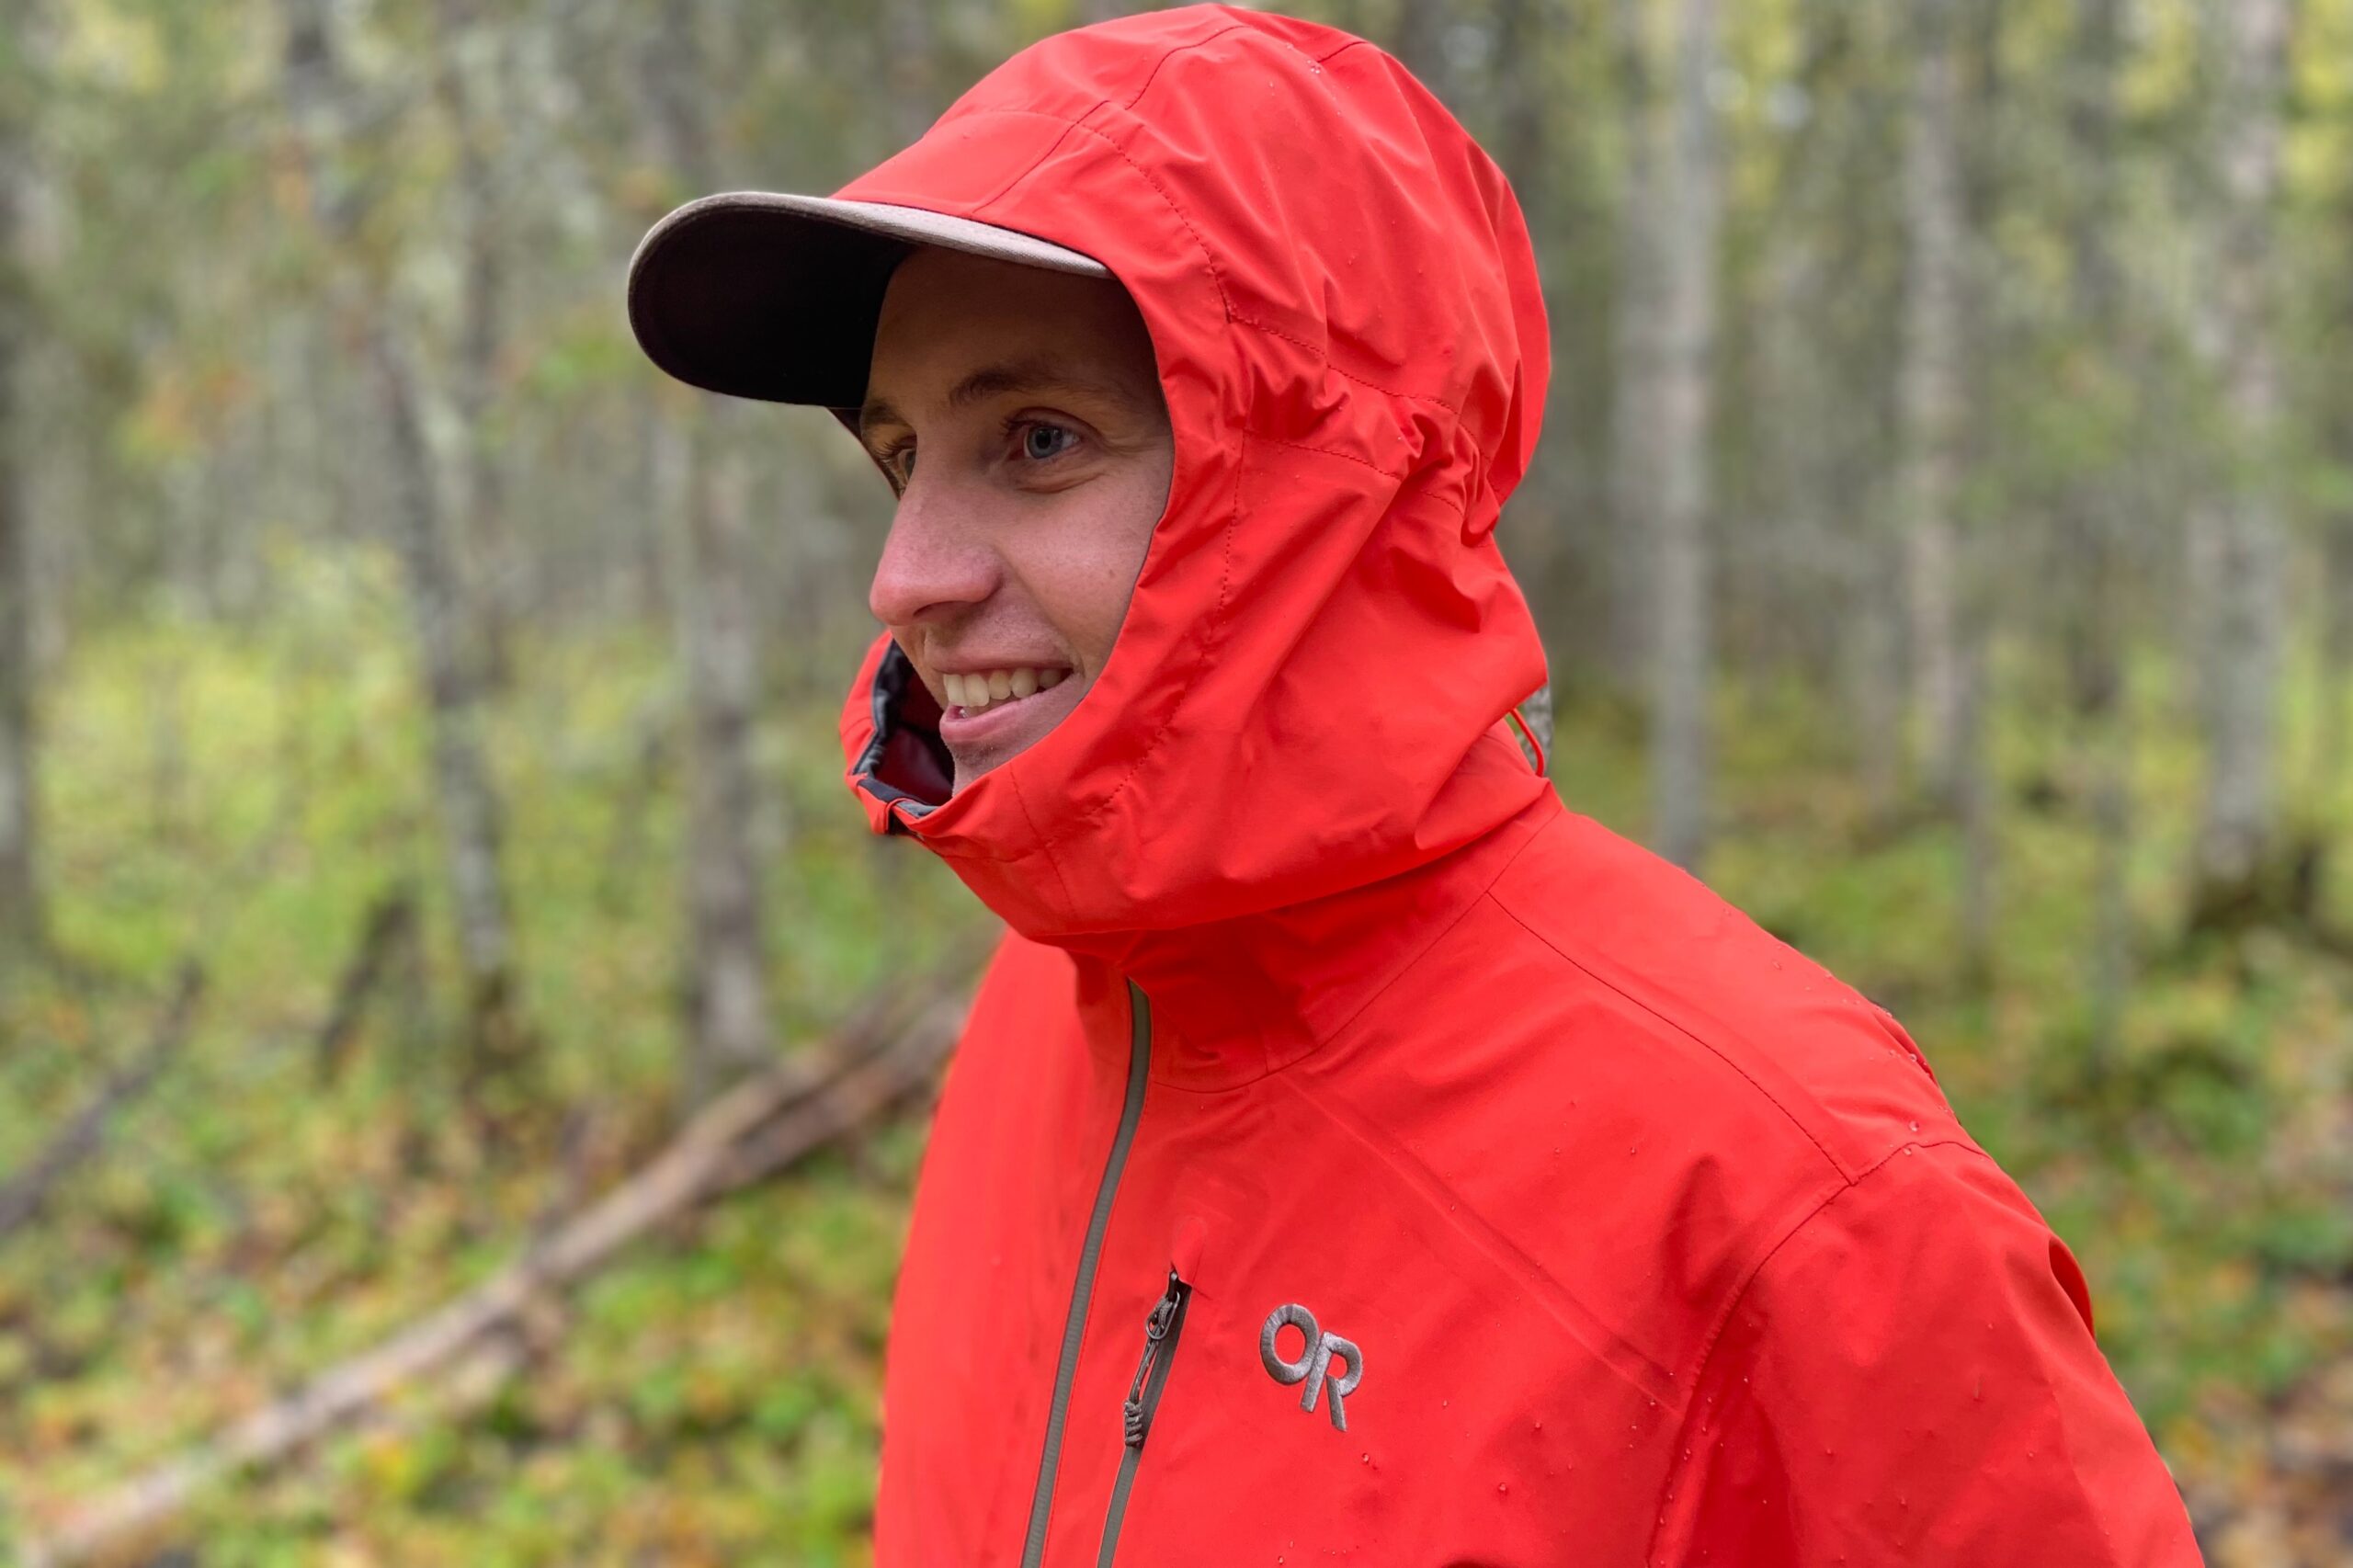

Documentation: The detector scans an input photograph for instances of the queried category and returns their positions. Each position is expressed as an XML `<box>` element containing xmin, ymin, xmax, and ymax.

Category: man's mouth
<box><xmin>940</xmin><ymin>665</ymin><xmax>1071</xmax><ymax>715</ymax></box>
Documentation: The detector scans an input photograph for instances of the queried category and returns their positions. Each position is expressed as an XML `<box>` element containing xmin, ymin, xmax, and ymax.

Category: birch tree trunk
<box><xmin>0</xmin><ymin>56</ymin><xmax>34</xmax><ymax>962</ymax></box>
<box><xmin>1899</xmin><ymin>0</ymin><xmax>1967</xmax><ymax>805</ymax></box>
<box><xmin>438</xmin><ymin>0</ymin><xmax>518</xmax><ymax>692</ymax></box>
<box><xmin>642</xmin><ymin>0</ymin><xmax>775</xmax><ymax>1108</ymax></box>
<box><xmin>678</xmin><ymin>421</ymin><xmax>773</xmax><ymax>1107</ymax></box>
<box><xmin>1645</xmin><ymin>0</ymin><xmax>1723</xmax><ymax>869</ymax></box>
<box><xmin>367</xmin><ymin>320</ymin><xmax>520</xmax><ymax>1068</ymax></box>
<box><xmin>2191</xmin><ymin>0</ymin><xmax>2292</xmax><ymax>920</ymax></box>
<box><xmin>280</xmin><ymin>0</ymin><xmax>524</xmax><ymax>1077</ymax></box>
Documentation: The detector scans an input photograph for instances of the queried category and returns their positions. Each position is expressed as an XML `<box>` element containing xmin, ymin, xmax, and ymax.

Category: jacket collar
<box><xmin>1063</xmin><ymin>783</ymin><xmax>1562</xmax><ymax>1093</ymax></box>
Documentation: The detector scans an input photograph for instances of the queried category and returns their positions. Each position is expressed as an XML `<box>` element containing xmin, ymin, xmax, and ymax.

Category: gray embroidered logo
<box><xmin>1259</xmin><ymin>1303</ymin><xmax>1364</xmax><ymax>1432</ymax></box>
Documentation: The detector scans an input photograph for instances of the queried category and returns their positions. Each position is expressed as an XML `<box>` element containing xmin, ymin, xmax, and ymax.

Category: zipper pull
<box><xmin>1120</xmin><ymin>1270</ymin><xmax>1185</xmax><ymax>1449</ymax></box>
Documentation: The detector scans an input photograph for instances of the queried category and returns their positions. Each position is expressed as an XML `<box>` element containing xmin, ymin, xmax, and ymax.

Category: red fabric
<box><xmin>835</xmin><ymin>8</ymin><xmax>2202</xmax><ymax>1563</ymax></box>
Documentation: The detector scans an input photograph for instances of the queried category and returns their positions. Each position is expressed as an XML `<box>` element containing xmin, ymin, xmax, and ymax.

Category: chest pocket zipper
<box><xmin>1096</xmin><ymin>1268</ymin><xmax>1191</xmax><ymax>1566</ymax></box>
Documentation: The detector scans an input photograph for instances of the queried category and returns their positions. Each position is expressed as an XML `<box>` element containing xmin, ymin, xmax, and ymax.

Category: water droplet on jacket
<box><xmin>1908</xmin><ymin>1119</ymin><xmax>1920</xmax><ymax>1131</ymax></box>
<box><xmin>1361</xmin><ymin>1453</ymin><xmax>1370</xmax><ymax>1463</ymax></box>
<box><xmin>1498</xmin><ymin>1481</ymin><xmax>1509</xmax><ymax>1494</ymax></box>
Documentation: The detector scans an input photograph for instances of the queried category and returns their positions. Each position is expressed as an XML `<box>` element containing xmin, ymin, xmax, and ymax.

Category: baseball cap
<box><xmin>626</xmin><ymin>191</ymin><xmax>1112</xmax><ymax>411</ymax></box>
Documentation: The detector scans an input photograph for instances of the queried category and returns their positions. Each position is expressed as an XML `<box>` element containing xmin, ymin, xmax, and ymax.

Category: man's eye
<box><xmin>1017</xmin><ymin>422</ymin><xmax>1076</xmax><ymax>461</ymax></box>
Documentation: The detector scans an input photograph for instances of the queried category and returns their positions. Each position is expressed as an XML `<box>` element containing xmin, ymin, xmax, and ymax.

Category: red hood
<box><xmin>837</xmin><ymin>5</ymin><xmax>1552</xmax><ymax>981</ymax></box>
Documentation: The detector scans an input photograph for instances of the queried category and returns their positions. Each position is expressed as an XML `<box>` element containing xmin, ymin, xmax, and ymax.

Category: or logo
<box><xmin>1259</xmin><ymin>1303</ymin><xmax>1364</xmax><ymax>1432</ymax></box>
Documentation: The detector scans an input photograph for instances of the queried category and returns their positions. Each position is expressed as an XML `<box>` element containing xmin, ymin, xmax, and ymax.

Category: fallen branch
<box><xmin>0</xmin><ymin>961</ymin><xmax>206</xmax><ymax>1243</ymax></box>
<box><xmin>22</xmin><ymin>963</ymin><xmax>971</xmax><ymax>1568</ymax></box>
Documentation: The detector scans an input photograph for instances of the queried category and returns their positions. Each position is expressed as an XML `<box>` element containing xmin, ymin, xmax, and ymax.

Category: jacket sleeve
<box><xmin>1650</xmin><ymin>1142</ymin><xmax>2204</xmax><ymax>1566</ymax></box>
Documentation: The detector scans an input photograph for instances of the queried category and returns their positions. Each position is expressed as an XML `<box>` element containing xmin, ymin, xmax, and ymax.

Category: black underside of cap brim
<box><xmin>629</xmin><ymin>204</ymin><xmax>912</xmax><ymax>411</ymax></box>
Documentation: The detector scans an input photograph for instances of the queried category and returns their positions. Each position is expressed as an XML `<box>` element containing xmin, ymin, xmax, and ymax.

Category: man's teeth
<box><xmin>942</xmin><ymin>667</ymin><xmax>1068</xmax><ymax>713</ymax></box>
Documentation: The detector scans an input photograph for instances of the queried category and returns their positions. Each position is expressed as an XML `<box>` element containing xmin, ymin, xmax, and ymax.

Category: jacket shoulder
<box><xmin>1481</xmin><ymin>807</ymin><xmax>1960</xmax><ymax>1184</ymax></box>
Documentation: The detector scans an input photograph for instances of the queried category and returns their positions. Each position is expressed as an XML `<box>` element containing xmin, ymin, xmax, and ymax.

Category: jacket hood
<box><xmin>838</xmin><ymin>4</ymin><xmax>1552</xmax><ymax>954</ymax></box>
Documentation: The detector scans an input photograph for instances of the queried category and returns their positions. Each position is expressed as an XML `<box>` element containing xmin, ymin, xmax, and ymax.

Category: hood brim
<box><xmin>626</xmin><ymin>190</ymin><xmax>1112</xmax><ymax>409</ymax></box>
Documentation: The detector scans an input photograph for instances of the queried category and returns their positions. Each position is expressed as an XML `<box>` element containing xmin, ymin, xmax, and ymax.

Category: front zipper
<box><xmin>1095</xmin><ymin>1268</ymin><xmax>1192</xmax><ymax>1567</ymax></box>
<box><xmin>1019</xmin><ymin>981</ymin><xmax>1154</xmax><ymax>1568</ymax></box>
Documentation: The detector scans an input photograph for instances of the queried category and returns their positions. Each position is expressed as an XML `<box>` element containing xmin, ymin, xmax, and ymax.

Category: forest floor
<box><xmin>0</xmin><ymin>577</ymin><xmax>2347</xmax><ymax>1563</ymax></box>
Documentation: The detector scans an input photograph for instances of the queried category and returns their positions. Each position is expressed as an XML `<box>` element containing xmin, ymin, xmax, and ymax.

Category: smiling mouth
<box><xmin>940</xmin><ymin>665</ymin><xmax>1071</xmax><ymax>715</ymax></box>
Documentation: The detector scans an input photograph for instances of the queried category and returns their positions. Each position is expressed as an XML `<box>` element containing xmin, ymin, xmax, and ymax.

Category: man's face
<box><xmin>861</xmin><ymin>247</ymin><xmax>1174</xmax><ymax>796</ymax></box>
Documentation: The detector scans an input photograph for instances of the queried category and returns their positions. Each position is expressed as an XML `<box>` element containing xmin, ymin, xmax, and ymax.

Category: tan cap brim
<box><xmin>627</xmin><ymin>191</ymin><xmax>1111</xmax><ymax>409</ymax></box>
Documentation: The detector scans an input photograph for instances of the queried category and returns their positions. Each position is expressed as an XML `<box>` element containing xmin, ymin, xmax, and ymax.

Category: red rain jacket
<box><xmin>833</xmin><ymin>8</ymin><xmax>2202</xmax><ymax>1564</ymax></box>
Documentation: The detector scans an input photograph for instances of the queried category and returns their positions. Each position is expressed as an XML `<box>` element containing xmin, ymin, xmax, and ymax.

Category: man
<box><xmin>627</xmin><ymin>7</ymin><xmax>2203</xmax><ymax>1564</ymax></box>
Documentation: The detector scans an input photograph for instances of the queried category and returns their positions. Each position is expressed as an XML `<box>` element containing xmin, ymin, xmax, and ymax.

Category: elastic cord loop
<box><xmin>1506</xmin><ymin>704</ymin><xmax>1546</xmax><ymax>778</ymax></box>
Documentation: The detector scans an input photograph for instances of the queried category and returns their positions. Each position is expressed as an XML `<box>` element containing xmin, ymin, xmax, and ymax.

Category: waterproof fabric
<box><xmin>817</xmin><ymin>8</ymin><xmax>2203</xmax><ymax>1563</ymax></box>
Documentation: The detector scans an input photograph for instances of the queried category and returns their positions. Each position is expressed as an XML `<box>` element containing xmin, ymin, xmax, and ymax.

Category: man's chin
<box><xmin>948</xmin><ymin>742</ymin><xmax>1025</xmax><ymax>798</ymax></box>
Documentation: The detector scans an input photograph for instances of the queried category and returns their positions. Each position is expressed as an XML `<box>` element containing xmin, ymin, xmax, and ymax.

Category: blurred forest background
<box><xmin>0</xmin><ymin>0</ymin><xmax>2348</xmax><ymax>1561</ymax></box>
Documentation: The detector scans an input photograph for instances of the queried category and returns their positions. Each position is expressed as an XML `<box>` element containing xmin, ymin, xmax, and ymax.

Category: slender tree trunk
<box><xmin>1606</xmin><ymin>0</ymin><xmax>1664</xmax><ymax>693</ymax></box>
<box><xmin>1955</xmin><ymin>622</ymin><xmax>1995</xmax><ymax>983</ymax></box>
<box><xmin>2315</xmin><ymin>509</ymin><xmax>2353</xmax><ymax>817</ymax></box>
<box><xmin>1387</xmin><ymin>0</ymin><xmax>1458</xmax><ymax>108</ymax></box>
<box><xmin>2065</xmin><ymin>0</ymin><xmax>2131</xmax><ymax>1055</ymax></box>
<box><xmin>2191</xmin><ymin>0</ymin><xmax>2292</xmax><ymax>920</ymax></box>
<box><xmin>1492</xmin><ymin>0</ymin><xmax>1548</xmax><ymax>233</ymax></box>
<box><xmin>1645</xmin><ymin>0</ymin><xmax>1723</xmax><ymax>869</ymax></box>
<box><xmin>0</xmin><ymin>72</ymin><xmax>34</xmax><ymax>962</ymax></box>
<box><xmin>1899</xmin><ymin>0</ymin><xmax>1967</xmax><ymax>805</ymax></box>
<box><xmin>367</xmin><ymin>321</ymin><xmax>520</xmax><ymax>1069</ymax></box>
<box><xmin>438</xmin><ymin>0</ymin><xmax>518</xmax><ymax>691</ymax></box>
<box><xmin>280</xmin><ymin>0</ymin><xmax>524</xmax><ymax>1076</ymax></box>
<box><xmin>643</xmin><ymin>1</ymin><xmax>776</xmax><ymax>1108</ymax></box>
<box><xmin>884</xmin><ymin>0</ymin><xmax>940</xmax><ymax>150</ymax></box>
<box><xmin>678</xmin><ymin>416</ymin><xmax>773</xmax><ymax>1106</ymax></box>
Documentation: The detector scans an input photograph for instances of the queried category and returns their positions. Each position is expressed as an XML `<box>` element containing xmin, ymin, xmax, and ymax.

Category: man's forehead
<box><xmin>859</xmin><ymin>353</ymin><xmax>1155</xmax><ymax>433</ymax></box>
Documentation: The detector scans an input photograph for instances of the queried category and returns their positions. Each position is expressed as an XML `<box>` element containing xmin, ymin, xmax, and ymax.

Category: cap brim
<box><xmin>627</xmin><ymin>192</ymin><xmax>1111</xmax><ymax>409</ymax></box>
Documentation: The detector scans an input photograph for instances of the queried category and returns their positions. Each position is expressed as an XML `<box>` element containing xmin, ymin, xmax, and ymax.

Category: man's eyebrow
<box><xmin>945</xmin><ymin>358</ymin><xmax>1144</xmax><ymax>414</ymax></box>
<box><xmin>859</xmin><ymin>357</ymin><xmax>1148</xmax><ymax>436</ymax></box>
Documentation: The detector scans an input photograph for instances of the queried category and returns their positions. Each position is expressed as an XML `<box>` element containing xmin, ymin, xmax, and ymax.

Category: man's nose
<box><xmin>867</xmin><ymin>479</ymin><xmax>998</xmax><ymax>629</ymax></box>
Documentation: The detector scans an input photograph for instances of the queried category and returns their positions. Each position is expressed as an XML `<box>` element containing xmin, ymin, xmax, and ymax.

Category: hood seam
<box><xmin>1247</xmin><ymin>428</ymin><xmax>1401</xmax><ymax>478</ymax></box>
<box><xmin>1233</xmin><ymin>312</ymin><xmax>1466</xmax><ymax>413</ymax></box>
<box><xmin>959</xmin><ymin>108</ymin><xmax>1100</xmax><ymax>213</ymax></box>
<box><xmin>1115</xmin><ymin>17</ymin><xmax>1260</xmax><ymax>114</ymax></box>
<box><xmin>1033</xmin><ymin>119</ymin><xmax>1234</xmax><ymax>323</ymax></box>
<box><xmin>1007</xmin><ymin>762</ymin><xmax>1081</xmax><ymax>921</ymax></box>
